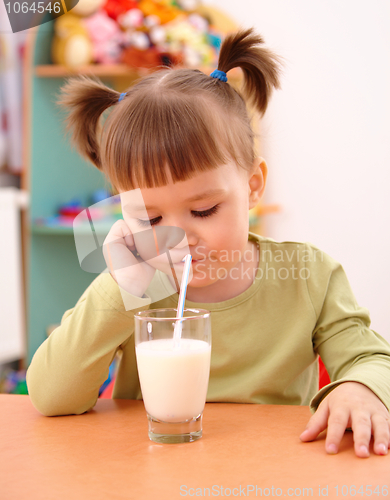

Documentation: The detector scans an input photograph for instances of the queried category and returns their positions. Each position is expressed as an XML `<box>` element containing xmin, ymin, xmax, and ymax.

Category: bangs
<box><xmin>100</xmin><ymin>70</ymin><xmax>254</xmax><ymax>190</ymax></box>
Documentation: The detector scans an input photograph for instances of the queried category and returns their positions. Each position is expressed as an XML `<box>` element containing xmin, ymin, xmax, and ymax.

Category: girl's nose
<box><xmin>185</xmin><ymin>231</ymin><xmax>198</xmax><ymax>247</ymax></box>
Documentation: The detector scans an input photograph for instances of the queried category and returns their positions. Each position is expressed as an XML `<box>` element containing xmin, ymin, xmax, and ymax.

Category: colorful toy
<box><xmin>52</xmin><ymin>0</ymin><xmax>106</xmax><ymax>67</ymax></box>
<box><xmin>122</xmin><ymin>46</ymin><xmax>160</xmax><ymax>67</ymax></box>
<box><xmin>51</xmin><ymin>13</ymin><xmax>93</xmax><ymax>67</ymax></box>
<box><xmin>51</xmin><ymin>1</ymin><xmax>229</xmax><ymax>74</ymax></box>
<box><xmin>176</xmin><ymin>0</ymin><xmax>199</xmax><ymax>11</ymax></box>
<box><xmin>83</xmin><ymin>11</ymin><xmax>125</xmax><ymax>64</ymax></box>
<box><xmin>34</xmin><ymin>190</ymin><xmax>124</xmax><ymax>228</ymax></box>
<box><xmin>103</xmin><ymin>0</ymin><xmax>138</xmax><ymax>21</ymax></box>
<box><xmin>137</xmin><ymin>0</ymin><xmax>181</xmax><ymax>25</ymax></box>
<box><xmin>72</xmin><ymin>0</ymin><xmax>106</xmax><ymax>17</ymax></box>
<box><xmin>58</xmin><ymin>197</ymin><xmax>85</xmax><ymax>220</ymax></box>
<box><xmin>118</xmin><ymin>7</ymin><xmax>144</xmax><ymax>29</ymax></box>
<box><xmin>163</xmin><ymin>17</ymin><xmax>215</xmax><ymax>67</ymax></box>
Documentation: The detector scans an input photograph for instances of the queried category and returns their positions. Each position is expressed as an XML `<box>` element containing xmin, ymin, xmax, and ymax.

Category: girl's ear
<box><xmin>248</xmin><ymin>157</ymin><xmax>268</xmax><ymax>209</ymax></box>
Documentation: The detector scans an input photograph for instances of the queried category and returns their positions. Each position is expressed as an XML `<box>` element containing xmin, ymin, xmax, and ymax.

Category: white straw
<box><xmin>173</xmin><ymin>254</ymin><xmax>192</xmax><ymax>344</ymax></box>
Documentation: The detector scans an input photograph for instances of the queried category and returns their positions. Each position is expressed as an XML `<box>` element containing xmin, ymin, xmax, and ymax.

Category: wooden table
<box><xmin>1</xmin><ymin>395</ymin><xmax>389</xmax><ymax>499</ymax></box>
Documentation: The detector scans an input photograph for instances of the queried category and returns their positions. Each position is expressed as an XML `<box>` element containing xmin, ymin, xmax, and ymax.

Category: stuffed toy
<box><xmin>71</xmin><ymin>0</ymin><xmax>106</xmax><ymax>16</ymax></box>
<box><xmin>103</xmin><ymin>0</ymin><xmax>138</xmax><ymax>21</ymax></box>
<box><xmin>118</xmin><ymin>7</ymin><xmax>144</xmax><ymax>29</ymax></box>
<box><xmin>51</xmin><ymin>0</ymin><xmax>106</xmax><ymax>67</ymax></box>
<box><xmin>163</xmin><ymin>17</ymin><xmax>214</xmax><ymax>67</ymax></box>
<box><xmin>121</xmin><ymin>45</ymin><xmax>182</xmax><ymax>68</ymax></box>
<box><xmin>138</xmin><ymin>0</ymin><xmax>181</xmax><ymax>25</ymax></box>
<box><xmin>51</xmin><ymin>0</ymin><xmax>227</xmax><ymax>70</ymax></box>
<box><xmin>51</xmin><ymin>13</ymin><xmax>93</xmax><ymax>67</ymax></box>
<box><xmin>83</xmin><ymin>11</ymin><xmax>125</xmax><ymax>64</ymax></box>
<box><xmin>176</xmin><ymin>0</ymin><xmax>199</xmax><ymax>11</ymax></box>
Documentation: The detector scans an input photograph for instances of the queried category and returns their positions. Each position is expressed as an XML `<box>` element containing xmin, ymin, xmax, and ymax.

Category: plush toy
<box><xmin>176</xmin><ymin>0</ymin><xmax>199</xmax><ymax>12</ymax></box>
<box><xmin>138</xmin><ymin>0</ymin><xmax>181</xmax><ymax>25</ymax></box>
<box><xmin>103</xmin><ymin>0</ymin><xmax>138</xmax><ymax>21</ymax></box>
<box><xmin>83</xmin><ymin>11</ymin><xmax>125</xmax><ymax>64</ymax></box>
<box><xmin>118</xmin><ymin>7</ymin><xmax>144</xmax><ymax>29</ymax></box>
<box><xmin>58</xmin><ymin>198</ymin><xmax>85</xmax><ymax>220</ymax></box>
<box><xmin>51</xmin><ymin>13</ymin><xmax>93</xmax><ymax>67</ymax></box>
<box><xmin>164</xmin><ymin>17</ymin><xmax>214</xmax><ymax>67</ymax></box>
<box><xmin>121</xmin><ymin>46</ymin><xmax>159</xmax><ymax>68</ymax></box>
<box><xmin>71</xmin><ymin>0</ymin><xmax>106</xmax><ymax>16</ymax></box>
<box><xmin>51</xmin><ymin>0</ymin><xmax>227</xmax><ymax>70</ymax></box>
<box><xmin>52</xmin><ymin>0</ymin><xmax>105</xmax><ymax>67</ymax></box>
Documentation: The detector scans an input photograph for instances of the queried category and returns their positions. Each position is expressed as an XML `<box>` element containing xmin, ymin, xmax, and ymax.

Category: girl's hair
<box><xmin>57</xmin><ymin>28</ymin><xmax>283</xmax><ymax>190</ymax></box>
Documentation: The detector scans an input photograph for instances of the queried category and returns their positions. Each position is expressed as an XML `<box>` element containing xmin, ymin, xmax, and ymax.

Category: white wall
<box><xmin>211</xmin><ymin>0</ymin><xmax>390</xmax><ymax>341</ymax></box>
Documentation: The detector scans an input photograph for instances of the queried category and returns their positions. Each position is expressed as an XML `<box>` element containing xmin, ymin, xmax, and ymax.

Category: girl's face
<box><xmin>120</xmin><ymin>159</ymin><xmax>267</xmax><ymax>302</ymax></box>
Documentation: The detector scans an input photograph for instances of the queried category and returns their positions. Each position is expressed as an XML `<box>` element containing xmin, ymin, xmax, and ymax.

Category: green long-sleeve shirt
<box><xmin>26</xmin><ymin>233</ymin><xmax>390</xmax><ymax>416</ymax></box>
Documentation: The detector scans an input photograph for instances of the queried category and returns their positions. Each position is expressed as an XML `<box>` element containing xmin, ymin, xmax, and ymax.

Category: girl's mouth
<box><xmin>178</xmin><ymin>258</ymin><xmax>199</xmax><ymax>264</ymax></box>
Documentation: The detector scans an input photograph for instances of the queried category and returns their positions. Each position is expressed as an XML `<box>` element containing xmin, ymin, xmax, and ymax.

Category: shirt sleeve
<box><xmin>26</xmin><ymin>271</ymin><xmax>151</xmax><ymax>416</ymax></box>
<box><xmin>304</xmin><ymin>243</ymin><xmax>390</xmax><ymax>413</ymax></box>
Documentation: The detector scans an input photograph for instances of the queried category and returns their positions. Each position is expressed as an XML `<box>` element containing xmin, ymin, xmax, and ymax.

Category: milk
<box><xmin>136</xmin><ymin>338</ymin><xmax>211</xmax><ymax>423</ymax></box>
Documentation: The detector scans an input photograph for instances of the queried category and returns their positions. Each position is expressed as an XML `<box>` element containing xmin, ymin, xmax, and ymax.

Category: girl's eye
<box><xmin>191</xmin><ymin>204</ymin><xmax>220</xmax><ymax>219</ymax></box>
<box><xmin>137</xmin><ymin>216</ymin><xmax>161</xmax><ymax>227</ymax></box>
<box><xmin>136</xmin><ymin>204</ymin><xmax>220</xmax><ymax>227</ymax></box>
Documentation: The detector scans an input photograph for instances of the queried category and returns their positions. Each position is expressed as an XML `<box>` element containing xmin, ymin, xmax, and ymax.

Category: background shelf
<box><xmin>30</xmin><ymin>222</ymin><xmax>114</xmax><ymax>235</ymax></box>
<box><xmin>35</xmin><ymin>64</ymin><xmax>243</xmax><ymax>82</ymax></box>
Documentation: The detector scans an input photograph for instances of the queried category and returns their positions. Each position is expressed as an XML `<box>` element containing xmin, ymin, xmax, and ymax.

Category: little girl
<box><xmin>26</xmin><ymin>29</ymin><xmax>390</xmax><ymax>458</ymax></box>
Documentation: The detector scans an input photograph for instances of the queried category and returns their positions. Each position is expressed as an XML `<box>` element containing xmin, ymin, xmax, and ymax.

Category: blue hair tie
<box><xmin>118</xmin><ymin>92</ymin><xmax>126</xmax><ymax>102</ymax></box>
<box><xmin>210</xmin><ymin>69</ymin><xmax>228</xmax><ymax>83</ymax></box>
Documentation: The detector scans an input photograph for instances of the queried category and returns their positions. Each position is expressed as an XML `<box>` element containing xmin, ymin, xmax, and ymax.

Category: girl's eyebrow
<box><xmin>185</xmin><ymin>188</ymin><xmax>227</xmax><ymax>203</ymax></box>
<box><xmin>127</xmin><ymin>188</ymin><xmax>227</xmax><ymax>212</ymax></box>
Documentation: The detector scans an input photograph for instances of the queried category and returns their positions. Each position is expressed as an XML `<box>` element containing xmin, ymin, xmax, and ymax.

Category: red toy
<box><xmin>103</xmin><ymin>0</ymin><xmax>138</xmax><ymax>21</ymax></box>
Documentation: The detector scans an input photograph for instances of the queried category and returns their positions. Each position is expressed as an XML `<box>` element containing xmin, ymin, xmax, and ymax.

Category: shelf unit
<box><xmin>30</xmin><ymin>223</ymin><xmax>114</xmax><ymax>235</ymax></box>
<box><xmin>34</xmin><ymin>64</ymin><xmax>243</xmax><ymax>79</ymax></box>
<box><xmin>22</xmin><ymin>17</ymin><xmax>124</xmax><ymax>364</ymax></box>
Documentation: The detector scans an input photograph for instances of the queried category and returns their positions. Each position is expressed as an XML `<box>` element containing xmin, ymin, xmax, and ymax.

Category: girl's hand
<box><xmin>103</xmin><ymin>219</ymin><xmax>156</xmax><ymax>298</ymax></box>
<box><xmin>300</xmin><ymin>382</ymin><xmax>390</xmax><ymax>458</ymax></box>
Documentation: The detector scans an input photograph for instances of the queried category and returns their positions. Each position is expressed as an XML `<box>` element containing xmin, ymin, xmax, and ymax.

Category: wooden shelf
<box><xmin>35</xmin><ymin>64</ymin><xmax>146</xmax><ymax>78</ymax></box>
<box><xmin>35</xmin><ymin>64</ymin><xmax>243</xmax><ymax>80</ymax></box>
<box><xmin>31</xmin><ymin>222</ymin><xmax>114</xmax><ymax>235</ymax></box>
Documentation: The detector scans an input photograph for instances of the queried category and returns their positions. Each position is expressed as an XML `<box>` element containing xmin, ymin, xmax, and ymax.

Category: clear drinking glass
<box><xmin>134</xmin><ymin>308</ymin><xmax>211</xmax><ymax>444</ymax></box>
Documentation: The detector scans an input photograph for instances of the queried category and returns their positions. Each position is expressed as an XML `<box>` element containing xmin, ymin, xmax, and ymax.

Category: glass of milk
<box><xmin>134</xmin><ymin>308</ymin><xmax>211</xmax><ymax>444</ymax></box>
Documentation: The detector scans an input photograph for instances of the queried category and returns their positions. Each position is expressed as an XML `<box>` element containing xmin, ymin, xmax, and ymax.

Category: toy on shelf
<box><xmin>83</xmin><ymin>10</ymin><xmax>126</xmax><ymax>64</ymax></box>
<box><xmin>51</xmin><ymin>13</ymin><xmax>93</xmax><ymax>68</ymax></box>
<box><xmin>118</xmin><ymin>0</ymin><xmax>221</xmax><ymax>68</ymax></box>
<box><xmin>33</xmin><ymin>189</ymin><xmax>123</xmax><ymax>229</ymax></box>
<box><xmin>103</xmin><ymin>0</ymin><xmax>139</xmax><ymax>21</ymax></box>
<box><xmin>51</xmin><ymin>0</ymin><xmax>105</xmax><ymax>67</ymax></box>
<box><xmin>50</xmin><ymin>0</ymin><xmax>224</xmax><ymax>69</ymax></box>
<box><xmin>58</xmin><ymin>197</ymin><xmax>85</xmax><ymax>219</ymax></box>
<box><xmin>34</xmin><ymin>197</ymin><xmax>85</xmax><ymax>227</ymax></box>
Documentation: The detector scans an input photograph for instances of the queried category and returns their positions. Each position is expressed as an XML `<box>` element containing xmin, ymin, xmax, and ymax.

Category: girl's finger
<box><xmin>103</xmin><ymin>220</ymin><xmax>137</xmax><ymax>276</ymax></box>
<box><xmin>350</xmin><ymin>410</ymin><xmax>372</xmax><ymax>458</ymax></box>
<box><xmin>371</xmin><ymin>414</ymin><xmax>389</xmax><ymax>455</ymax></box>
<box><xmin>325</xmin><ymin>408</ymin><xmax>350</xmax><ymax>455</ymax></box>
<box><xmin>300</xmin><ymin>401</ymin><xmax>329</xmax><ymax>442</ymax></box>
<box><xmin>105</xmin><ymin>219</ymin><xmax>135</xmax><ymax>248</ymax></box>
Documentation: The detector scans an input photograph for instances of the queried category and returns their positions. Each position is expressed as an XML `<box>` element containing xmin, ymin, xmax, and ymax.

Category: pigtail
<box><xmin>56</xmin><ymin>75</ymin><xmax>120</xmax><ymax>170</ymax></box>
<box><xmin>217</xmin><ymin>28</ymin><xmax>283</xmax><ymax>115</ymax></box>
